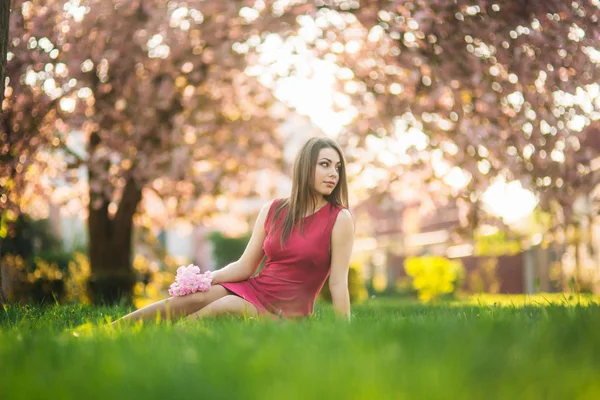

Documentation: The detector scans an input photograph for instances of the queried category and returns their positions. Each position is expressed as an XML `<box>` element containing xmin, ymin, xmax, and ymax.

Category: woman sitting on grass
<box><xmin>111</xmin><ymin>137</ymin><xmax>354</xmax><ymax>325</ymax></box>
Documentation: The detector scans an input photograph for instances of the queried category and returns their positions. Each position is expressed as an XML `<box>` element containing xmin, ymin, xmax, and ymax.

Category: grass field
<box><xmin>1</xmin><ymin>294</ymin><xmax>599</xmax><ymax>400</ymax></box>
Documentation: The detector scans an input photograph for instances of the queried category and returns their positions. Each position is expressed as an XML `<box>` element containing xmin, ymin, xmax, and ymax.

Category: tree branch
<box><xmin>0</xmin><ymin>0</ymin><xmax>10</xmax><ymax>111</ymax></box>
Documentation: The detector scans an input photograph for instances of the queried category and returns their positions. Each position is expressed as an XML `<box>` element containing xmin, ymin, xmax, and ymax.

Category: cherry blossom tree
<box><xmin>2</xmin><ymin>0</ymin><xmax>63</xmax><ymax>236</ymax></box>
<box><xmin>308</xmin><ymin>0</ymin><xmax>600</xmax><ymax>229</ymax></box>
<box><xmin>3</xmin><ymin>0</ymin><xmax>306</xmax><ymax>304</ymax></box>
<box><xmin>304</xmin><ymin>0</ymin><xmax>600</xmax><ymax>291</ymax></box>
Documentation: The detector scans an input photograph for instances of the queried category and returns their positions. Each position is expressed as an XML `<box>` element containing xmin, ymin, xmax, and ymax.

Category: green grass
<box><xmin>1</xmin><ymin>296</ymin><xmax>599</xmax><ymax>400</ymax></box>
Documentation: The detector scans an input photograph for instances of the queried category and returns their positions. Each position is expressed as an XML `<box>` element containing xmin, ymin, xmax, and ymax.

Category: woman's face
<box><xmin>312</xmin><ymin>147</ymin><xmax>341</xmax><ymax>197</ymax></box>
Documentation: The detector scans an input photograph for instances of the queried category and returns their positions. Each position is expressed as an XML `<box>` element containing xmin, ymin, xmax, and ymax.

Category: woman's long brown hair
<box><xmin>271</xmin><ymin>137</ymin><xmax>349</xmax><ymax>247</ymax></box>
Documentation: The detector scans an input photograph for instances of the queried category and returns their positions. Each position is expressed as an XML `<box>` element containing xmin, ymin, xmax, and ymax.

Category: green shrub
<box><xmin>1</xmin><ymin>254</ymin><xmax>67</xmax><ymax>304</ymax></box>
<box><xmin>0</xmin><ymin>214</ymin><xmax>86</xmax><ymax>305</ymax></box>
<box><xmin>207</xmin><ymin>231</ymin><xmax>252</xmax><ymax>269</ymax></box>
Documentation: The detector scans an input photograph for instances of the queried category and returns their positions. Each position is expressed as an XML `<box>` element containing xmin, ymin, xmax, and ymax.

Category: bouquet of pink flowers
<box><xmin>168</xmin><ymin>264</ymin><xmax>213</xmax><ymax>297</ymax></box>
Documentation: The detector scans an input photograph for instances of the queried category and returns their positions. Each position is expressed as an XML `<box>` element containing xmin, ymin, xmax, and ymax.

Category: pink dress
<box><xmin>219</xmin><ymin>199</ymin><xmax>344</xmax><ymax>318</ymax></box>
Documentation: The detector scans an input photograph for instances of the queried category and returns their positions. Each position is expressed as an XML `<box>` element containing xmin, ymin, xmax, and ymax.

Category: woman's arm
<box><xmin>211</xmin><ymin>200</ymin><xmax>273</xmax><ymax>285</ymax></box>
<box><xmin>328</xmin><ymin>209</ymin><xmax>355</xmax><ymax>321</ymax></box>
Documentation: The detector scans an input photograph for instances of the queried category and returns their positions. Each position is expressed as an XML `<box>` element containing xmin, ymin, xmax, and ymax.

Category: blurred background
<box><xmin>1</xmin><ymin>0</ymin><xmax>600</xmax><ymax>308</ymax></box>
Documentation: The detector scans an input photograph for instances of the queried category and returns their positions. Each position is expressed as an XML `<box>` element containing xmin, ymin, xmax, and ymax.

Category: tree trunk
<box><xmin>87</xmin><ymin>178</ymin><xmax>142</xmax><ymax>305</ymax></box>
<box><xmin>0</xmin><ymin>242</ymin><xmax>5</xmax><ymax>305</ymax></box>
<box><xmin>1</xmin><ymin>1</ymin><xmax>12</xmax><ymax>301</ymax></box>
<box><xmin>572</xmin><ymin>221</ymin><xmax>582</xmax><ymax>293</ymax></box>
<box><xmin>0</xmin><ymin>0</ymin><xmax>10</xmax><ymax>110</ymax></box>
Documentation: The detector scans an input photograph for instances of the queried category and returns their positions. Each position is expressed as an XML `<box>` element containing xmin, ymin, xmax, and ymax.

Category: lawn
<box><xmin>1</xmin><ymin>295</ymin><xmax>599</xmax><ymax>400</ymax></box>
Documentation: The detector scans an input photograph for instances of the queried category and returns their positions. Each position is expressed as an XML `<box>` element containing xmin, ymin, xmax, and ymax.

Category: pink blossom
<box><xmin>168</xmin><ymin>264</ymin><xmax>213</xmax><ymax>297</ymax></box>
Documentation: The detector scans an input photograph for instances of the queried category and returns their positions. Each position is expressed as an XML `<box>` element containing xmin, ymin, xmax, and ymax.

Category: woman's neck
<box><xmin>311</xmin><ymin>197</ymin><xmax>328</xmax><ymax>211</ymax></box>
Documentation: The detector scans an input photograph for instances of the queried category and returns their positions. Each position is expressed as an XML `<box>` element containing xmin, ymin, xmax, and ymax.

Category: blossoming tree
<box><xmin>3</xmin><ymin>0</ymin><xmax>306</xmax><ymax>304</ymax></box>
<box><xmin>313</xmin><ymin>0</ymin><xmax>600</xmax><ymax>229</ymax></box>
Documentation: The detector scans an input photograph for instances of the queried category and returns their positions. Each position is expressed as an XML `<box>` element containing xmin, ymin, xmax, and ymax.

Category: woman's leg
<box><xmin>110</xmin><ymin>284</ymin><xmax>230</xmax><ymax>326</ymax></box>
<box><xmin>186</xmin><ymin>295</ymin><xmax>259</xmax><ymax>321</ymax></box>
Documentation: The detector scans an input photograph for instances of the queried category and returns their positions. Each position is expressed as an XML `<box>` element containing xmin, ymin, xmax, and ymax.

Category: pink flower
<box><xmin>168</xmin><ymin>264</ymin><xmax>213</xmax><ymax>297</ymax></box>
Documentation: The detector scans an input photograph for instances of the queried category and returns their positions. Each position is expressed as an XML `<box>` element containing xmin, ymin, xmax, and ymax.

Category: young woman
<box><xmin>111</xmin><ymin>137</ymin><xmax>354</xmax><ymax>324</ymax></box>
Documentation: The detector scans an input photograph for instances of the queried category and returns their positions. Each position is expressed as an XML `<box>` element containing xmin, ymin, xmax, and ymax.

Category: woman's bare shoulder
<box><xmin>333</xmin><ymin>208</ymin><xmax>354</xmax><ymax>230</ymax></box>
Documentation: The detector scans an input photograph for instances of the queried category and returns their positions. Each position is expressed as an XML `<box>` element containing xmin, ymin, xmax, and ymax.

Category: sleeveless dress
<box><xmin>219</xmin><ymin>199</ymin><xmax>343</xmax><ymax>318</ymax></box>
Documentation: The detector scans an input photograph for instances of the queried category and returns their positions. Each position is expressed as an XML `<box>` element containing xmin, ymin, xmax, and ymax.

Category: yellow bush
<box><xmin>404</xmin><ymin>256</ymin><xmax>465</xmax><ymax>302</ymax></box>
<box><xmin>64</xmin><ymin>252</ymin><xmax>91</xmax><ymax>304</ymax></box>
<box><xmin>2</xmin><ymin>254</ymin><xmax>68</xmax><ymax>303</ymax></box>
<box><xmin>132</xmin><ymin>253</ymin><xmax>178</xmax><ymax>308</ymax></box>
